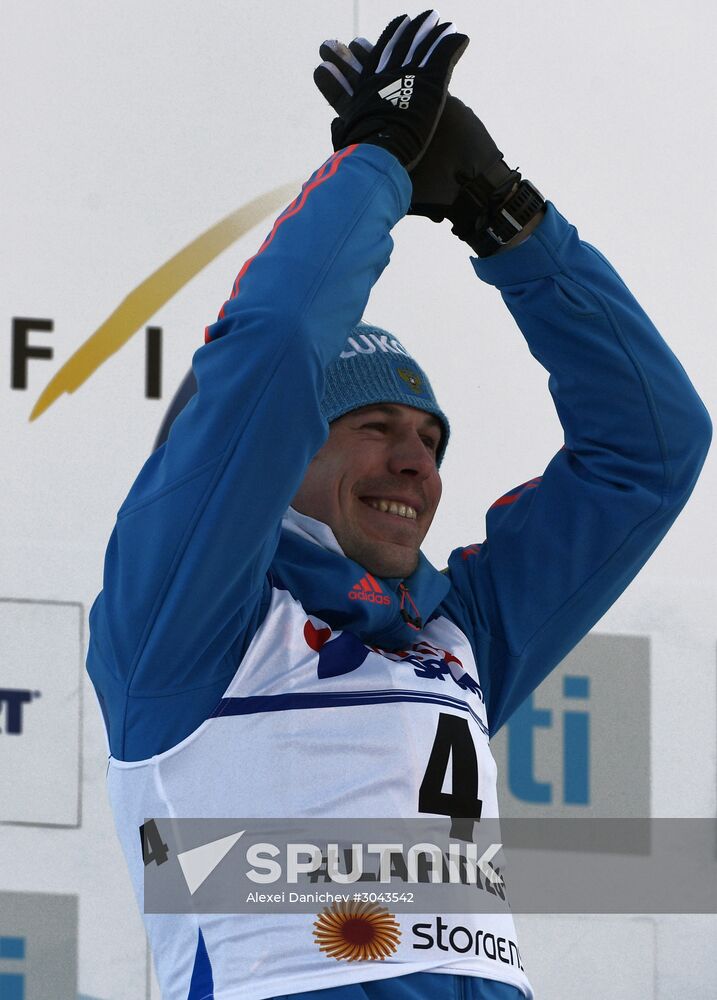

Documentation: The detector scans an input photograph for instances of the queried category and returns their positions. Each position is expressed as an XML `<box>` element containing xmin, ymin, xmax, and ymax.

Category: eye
<box><xmin>361</xmin><ymin>421</ymin><xmax>388</xmax><ymax>432</ymax></box>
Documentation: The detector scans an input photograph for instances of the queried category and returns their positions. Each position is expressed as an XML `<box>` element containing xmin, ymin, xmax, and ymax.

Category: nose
<box><xmin>386</xmin><ymin>428</ymin><xmax>437</xmax><ymax>480</ymax></box>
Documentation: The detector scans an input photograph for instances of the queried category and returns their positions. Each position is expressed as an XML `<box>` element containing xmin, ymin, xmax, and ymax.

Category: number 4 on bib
<box><xmin>419</xmin><ymin>713</ymin><xmax>483</xmax><ymax>835</ymax></box>
<box><xmin>140</xmin><ymin>819</ymin><xmax>170</xmax><ymax>867</ymax></box>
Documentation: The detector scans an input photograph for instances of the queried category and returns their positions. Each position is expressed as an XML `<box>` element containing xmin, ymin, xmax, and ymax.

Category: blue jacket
<box><xmin>87</xmin><ymin>143</ymin><xmax>712</xmax><ymax>762</ymax></box>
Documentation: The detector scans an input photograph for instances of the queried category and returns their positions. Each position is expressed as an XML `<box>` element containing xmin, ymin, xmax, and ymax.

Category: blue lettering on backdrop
<box><xmin>507</xmin><ymin>695</ymin><xmax>553</xmax><ymax>803</ymax></box>
<box><xmin>0</xmin><ymin>935</ymin><xmax>26</xmax><ymax>1000</ymax></box>
<box><xmin>506</xmin><ymin>675</ymin><xmax>590</xmax><ymax>806</ymax></box>
<box><xmin>563</xmin><ymin>675</ymin><xmax>590</xmax><ymax>805</ymax></box>
<box><xmin>0</xmin><ymin>690</ymin><xmax>35</xmax><ymax>735</ymax></box>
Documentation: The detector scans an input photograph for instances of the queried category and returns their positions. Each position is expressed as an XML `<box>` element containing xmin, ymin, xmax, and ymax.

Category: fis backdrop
<box><xmin>1</xmin><ymin>1</ymin><xmax>715</xmax><ymax>998</ymax></box>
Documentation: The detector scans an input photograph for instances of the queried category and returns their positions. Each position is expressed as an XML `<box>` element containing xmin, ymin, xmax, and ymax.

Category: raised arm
<box><xmin>444</xmin><ymin>202</ymin><xmax>711</xmax><ymax>734</ymax></box>
<box><xmin>88</xmin><ymin>11</ymin><xmax>470</xmax><ymax>759</ymax></box>
<box><xmin>87</xmin><ymin>144</ymin><xmax>410</xmax><ymax>757</ymax></box>
<box><xmin>326</xmin><ymin>67</ymin><xmax>710</xmax><ymax>734</ymax></box>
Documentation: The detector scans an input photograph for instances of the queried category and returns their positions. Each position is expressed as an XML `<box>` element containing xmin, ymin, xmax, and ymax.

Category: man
<box><xmin>87</xmin><ymin>10</ymin><xmax>710</xmax><ymax>1000</ymax></box>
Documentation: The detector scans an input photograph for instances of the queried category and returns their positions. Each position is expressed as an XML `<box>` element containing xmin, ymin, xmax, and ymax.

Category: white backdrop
<box><xmin>1</xmin><ymin>1</ymin><xmax>715</xmax><ymax>997</ymax></box>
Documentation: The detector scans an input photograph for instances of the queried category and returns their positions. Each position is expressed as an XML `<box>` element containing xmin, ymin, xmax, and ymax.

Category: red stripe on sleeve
<box><xmin>205</xmin><ymin>147</ymin><xmax>359</xmax><ymax>342</ymax></box>
<box><xmin>489</xmin><ymin>478</ymin><xmax>542</xmax><ymax>509</ymax></box>
<box><xmin>461</xmin><ymin>544</ymin><xmax>482</xmax><ymax>560</ymax></box>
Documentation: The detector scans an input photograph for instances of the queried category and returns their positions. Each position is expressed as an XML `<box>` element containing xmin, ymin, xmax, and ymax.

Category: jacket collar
<box><xmin>281</xmin><ymin>506</ymin><xmax>345</xmax><ymax>556</ymax></box>
<box><xmin>276</xmin><ymin>508</ymin><xmax>449</xmax><ymax>649</ymax></box>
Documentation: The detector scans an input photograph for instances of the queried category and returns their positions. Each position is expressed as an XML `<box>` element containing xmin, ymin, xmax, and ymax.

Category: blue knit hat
<box><xmin>321</xmin><ymin>322</ymin><xmax>450</xmax><ymax>466</ymax></box>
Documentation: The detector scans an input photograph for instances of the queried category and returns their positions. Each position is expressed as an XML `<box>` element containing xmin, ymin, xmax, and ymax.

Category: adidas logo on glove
<box><xmin>378</xmin><ymin>75</ymin><xmax>415</xmax><ymax>110</ymax></box>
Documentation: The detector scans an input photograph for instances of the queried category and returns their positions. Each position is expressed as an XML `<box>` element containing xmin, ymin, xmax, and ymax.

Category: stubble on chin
<box><xmin>338</xmin><ymin>527</ymin><xmax>419</xmax><ymax>580</ymax></box>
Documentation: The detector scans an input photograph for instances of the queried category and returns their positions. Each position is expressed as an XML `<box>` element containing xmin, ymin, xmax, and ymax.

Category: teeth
<box><xmin>366</xmin><ymin>499</ymin><xmax>417</xmax><ymax>520</ymax></box>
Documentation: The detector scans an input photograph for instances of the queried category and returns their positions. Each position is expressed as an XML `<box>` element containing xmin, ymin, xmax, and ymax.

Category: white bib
<box><xmin>108</xmin><ymin>584</ymin><xmax>533</xmax><ymax>999</ymax></box>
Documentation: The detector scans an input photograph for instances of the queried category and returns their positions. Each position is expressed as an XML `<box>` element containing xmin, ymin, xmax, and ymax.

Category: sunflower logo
<box><xmin>313</xmin><ymin>900</ymin><xmax>401</xmax><ymax>961</ymax></box>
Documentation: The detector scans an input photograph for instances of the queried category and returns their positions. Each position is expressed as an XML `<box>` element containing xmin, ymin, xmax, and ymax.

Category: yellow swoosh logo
<box><xmin>30</xmin><ymin>182</ymin><xmax>299</xmax><ymax>421</ymax></box>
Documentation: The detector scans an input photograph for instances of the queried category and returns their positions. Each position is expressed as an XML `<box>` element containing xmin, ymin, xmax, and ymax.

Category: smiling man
<box><xmin>87</xmin><ymin>10</ymin><xmax>711</xmax><ymax>1000</ymax></box>
<box><xmin>292</xmin><ymin>352</ymin><xmax>446</xmax><ymax>580</ymax></box>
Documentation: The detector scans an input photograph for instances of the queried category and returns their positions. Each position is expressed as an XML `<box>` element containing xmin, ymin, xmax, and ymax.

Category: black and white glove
<box><xmin>313</xmin><ymin>10</ymin><xmax>469</xmax><ymax>172</ymax></box>
<box><xmin>316</xmin><ymin>32</ymin><xmax>533</xmax><ymax>254</ymax></box>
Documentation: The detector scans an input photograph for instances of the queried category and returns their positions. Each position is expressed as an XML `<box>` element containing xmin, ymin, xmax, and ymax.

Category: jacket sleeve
<box><xmin>442</xmin><ymin>202</ymin><xmax>712</xmax><ymax>737</ymax></box>
<box><xmin>87</xmin><ymin>144</ymin><xmax>411</xmax><ymax>758</ymax></box>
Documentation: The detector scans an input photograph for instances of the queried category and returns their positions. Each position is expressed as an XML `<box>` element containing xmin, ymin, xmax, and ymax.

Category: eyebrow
<box><xmin>354</xmin><ymin>404</ymin><xmax>442</xmax><ymax>434</ymax></box>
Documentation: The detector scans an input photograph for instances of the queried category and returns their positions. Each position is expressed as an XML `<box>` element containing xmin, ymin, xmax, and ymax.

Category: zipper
<box><xmin>398</xmin><ymin>582</ymin><xmax>422</xmax><ymax>631</ymax></box>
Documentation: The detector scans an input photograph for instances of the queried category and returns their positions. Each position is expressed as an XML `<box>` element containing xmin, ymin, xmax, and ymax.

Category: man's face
<box><xmin>291</xmin><ymin>403</ymin><xmax>443</xmax><ymax>579</ymax></box>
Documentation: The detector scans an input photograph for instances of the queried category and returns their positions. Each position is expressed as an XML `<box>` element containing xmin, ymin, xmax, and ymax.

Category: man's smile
<box><xmin>359</xmin><ymin>496</ymin><xmax>419</xmax><ymax>520</ymax></box>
